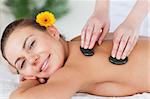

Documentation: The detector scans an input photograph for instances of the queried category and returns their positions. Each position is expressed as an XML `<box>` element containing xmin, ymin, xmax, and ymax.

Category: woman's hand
<box><xmin>19</xmin><ymin>75</ymin><xmax>47</xmax><ymax>84</ymax></box>
<box><xmin>111</xmin><ymin>22</ymin><xmax>139</xmax><ymax>60</ymax></box>
<box><xmin>81</xmin><ymin>13</ymin><xmax>110</xmax><ymax>49</ymax></box>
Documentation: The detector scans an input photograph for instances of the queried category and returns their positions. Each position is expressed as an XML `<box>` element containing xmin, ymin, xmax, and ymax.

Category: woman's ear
<box><xmin>46</xmin><ymin>26</ymin><xmax>60</xmax><ymax>40</ymax></box>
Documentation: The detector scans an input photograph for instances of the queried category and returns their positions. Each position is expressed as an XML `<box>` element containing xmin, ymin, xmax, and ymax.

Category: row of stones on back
<box><xmin>80</xmin><ymin>46</ymin><xmax>128</xmax><ymax>65</ymax></box>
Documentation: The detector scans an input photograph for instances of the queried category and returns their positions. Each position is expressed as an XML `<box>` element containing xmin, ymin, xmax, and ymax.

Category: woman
<box><xmin>1</xmin><ymin>18</ymin><xmax>150</xmax><ymax>99</ymax></box>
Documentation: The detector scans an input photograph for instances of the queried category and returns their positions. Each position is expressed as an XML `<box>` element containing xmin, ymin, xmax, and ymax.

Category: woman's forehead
<box><xmin>4</xmin><ymin>26</ymin><xmax>48</xmax><ymax>66</ymax></box>
<box><xmin>4</xmin><ymin>27</ymin><xmax>35</xmax><ymax>66</ymax></box>
<box><xmin>7</xmin><ymin>26</ymin><xmax>44</xmax><ymax>43</ymax></box>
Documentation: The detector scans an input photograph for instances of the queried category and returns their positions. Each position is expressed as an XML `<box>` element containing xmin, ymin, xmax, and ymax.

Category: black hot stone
<box><xmin>80</xmin><ymin>46</ymin><xmax>94</xmax><ymax>56</ymax></box>
<box><xmin>109</xmin><ymin>56</ymin><xmax>128</xmax><ymax>65</ymax></box>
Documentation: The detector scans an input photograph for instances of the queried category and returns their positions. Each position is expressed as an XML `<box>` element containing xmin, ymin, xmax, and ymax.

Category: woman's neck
<box><xmin>60</xmin><ymin>38</ymin><xmax>70</xmax><ymax>63</ymax></box>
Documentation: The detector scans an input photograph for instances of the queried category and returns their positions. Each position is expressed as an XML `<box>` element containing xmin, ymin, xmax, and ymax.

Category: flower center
<box><xmin>44</xmin><ymin>19</ymin><xmax>48</xmax><ymax>22</ymax></box>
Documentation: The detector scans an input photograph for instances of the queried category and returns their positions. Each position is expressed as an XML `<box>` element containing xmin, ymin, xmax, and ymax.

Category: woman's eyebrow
<box><xmin>14</xmin><ymin>34</ymin><xmax>33</xmax><ymax>66</ymax></box>
<box><xmin>23</xmin><ymin>34</ymin><xmax>33</xmax><ymax>49</ymax></box>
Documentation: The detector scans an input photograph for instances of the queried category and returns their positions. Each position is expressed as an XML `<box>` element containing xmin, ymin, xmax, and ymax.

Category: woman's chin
<box><xmin>39</xmin><ymin>63</ymin><xmax>63</xmax><ymax>78</ymax></box>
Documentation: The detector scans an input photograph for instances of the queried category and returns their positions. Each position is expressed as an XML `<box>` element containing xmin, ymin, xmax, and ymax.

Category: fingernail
<box><xmin>84</xmin><ymin>45</ymin><xmax>88</xmax><ymax>49</ymax></box>
<box><xmin>111</xmin><ymin>53</ymin><xmax>115</xmax><ymax>58</ymax></box>
<box><xmin>116</xmin><ymin>56</ymin><xmax>120</xmax><ymax>60</ymax></box>
<box><xmin>89</xmin><ymin>44</ymin><xmax>93</xmax><ymax>49</ymax></box>
<box><xmin>81</xmin><ymin>44</ymin><xmax>83</xmax><ymax>48</ymax></box>
<box><xmin>81</xmin><ymin>41</ymin><xmax>84</xmax><ymax>47</ymax></box>
<box><xmin>121</xmin><ymin>55</ymin><xmax>126</xmax><ymax>59</ymax></box>
<box><xmin>98</xmin><ymin>41</ymin><xmax>102</xmax><ymax>45</ymax></box>
<box><xmin>89</xmin><ymin>46</ymin><xmax>92</xmax><ymax>49</ymax></box>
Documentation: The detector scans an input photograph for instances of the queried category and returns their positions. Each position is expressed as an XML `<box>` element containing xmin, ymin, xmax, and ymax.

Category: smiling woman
<box><xmin>1</xmin><ymin>19</ymin><xmax>46</xmax><ymax>70</ymax></box>
<box><xmin>1</xmin><ymin>18</ymin><xmax>150</xmax><ymax>99</ymax></box>
<box><xmin>1</xmin><ymin>0</ymin><xmax>150</xmax><ymax>98</ymax></box>
<box><xmin>1</xmin><ymin>19</ymin><xmax>67</xmax><ymax>78</ymax></box>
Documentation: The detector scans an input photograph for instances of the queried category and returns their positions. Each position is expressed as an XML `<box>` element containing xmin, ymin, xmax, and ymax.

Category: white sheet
<box><xmin>0</xmin><ymin>79</ymin><xmax>150</xmax><ymax>99</ymax></box>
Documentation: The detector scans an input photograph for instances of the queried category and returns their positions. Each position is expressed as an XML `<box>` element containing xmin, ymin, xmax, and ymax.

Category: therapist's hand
<box><xmin>81</xmin><ymin>13</ymin><xmax>110</xmax><ymax>49</ymax></box>
<box><xmin>111</xmin><ymin>0</ymin><xmax>149</xmax><ymax>60</ymax></box>
<box><xmin>111</xmin><ymin>22</ymin><xmax>139</xmax><ymax>60</ymax></box>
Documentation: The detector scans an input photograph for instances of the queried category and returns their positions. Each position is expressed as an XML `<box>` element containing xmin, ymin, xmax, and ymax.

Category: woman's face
<box><xmin>4</xmin><ymin>26</ymin><xmax>66</xmax><ymax>79</ymax></box>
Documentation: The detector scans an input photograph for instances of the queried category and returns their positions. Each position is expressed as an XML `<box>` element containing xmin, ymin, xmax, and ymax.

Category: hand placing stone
<box><xmin>80</xmin><ymin>46</ymin><xmax>94</xmax><ymax>56</ymax></box>
<box><xmin>109</xmin><ymin>56</ymin><xmax>128</xmax><ymax>65</ymax></box>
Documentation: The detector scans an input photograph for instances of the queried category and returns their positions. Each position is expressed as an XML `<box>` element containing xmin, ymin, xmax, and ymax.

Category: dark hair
<box><xmin>0</xmin><ymin>19</ymin><xmax>48</xmax><ymax>66</ymax></box>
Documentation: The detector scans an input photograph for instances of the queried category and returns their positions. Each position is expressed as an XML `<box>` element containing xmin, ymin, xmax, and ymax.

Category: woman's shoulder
<box><xmin>70</xmin><ymin>35</ymin><xmax>81</xmax><ymax>41</ymax></box>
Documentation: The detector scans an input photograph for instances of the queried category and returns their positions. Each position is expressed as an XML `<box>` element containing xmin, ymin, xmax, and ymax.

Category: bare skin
<box><xmin>5</xmin><ymin>27</ymin><xmax>149</xmax><ymax>99</ymax></box>
<box><xmin>69</xmin><ymin>34</ymin><xmax>150</xmax><ymax>96</ymax></box>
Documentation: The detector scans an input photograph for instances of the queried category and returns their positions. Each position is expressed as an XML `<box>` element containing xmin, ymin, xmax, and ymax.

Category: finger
<box><xmin>88</xmin><ymin>24</ymin><xmax>102</xmax><ymax>49</ymax></box>
<box><xmin>111</xmin><ymin>32</ymin><xmax>123</xmax><ymax>58</ymax></box>
<box><xmin>121</xmin><ymin>37</ymin><xmax>134</xmax><ymax>59</ymax></box>
<box><xmin>127</xmin><ymin>35</ymin><xmax>138</xmax><ymax>56</ymax></box>
<box><xmin>84</xmin><ymin>24</ymin><xmax>94</xmax><ymax>49</ymax></box>
<box><xmin>116</xmin><ymin>34</ymin><xmax>130</xmax><ymax>59</ymax></box>
<box><xmin>81</xmin><ymin>25</ymin><xmax>87</xmax><ymax>47</ymax></box>
<box><xmin>98</xmin><ymin>24</ymin><xmax>109</xmax><ymax>45</ymax></box>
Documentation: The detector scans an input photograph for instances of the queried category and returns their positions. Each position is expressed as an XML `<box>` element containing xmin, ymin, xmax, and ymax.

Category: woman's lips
<box><xmin>41</xmin><ymin>54</ymin><xmax>50</xmax><ymax>71</ymax></box>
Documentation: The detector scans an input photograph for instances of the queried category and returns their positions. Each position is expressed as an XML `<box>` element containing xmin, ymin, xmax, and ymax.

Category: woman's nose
<box><xmin>26</xmin><ymin>53</ymin><xmax>39</xmax><ymax>65</ymax></box>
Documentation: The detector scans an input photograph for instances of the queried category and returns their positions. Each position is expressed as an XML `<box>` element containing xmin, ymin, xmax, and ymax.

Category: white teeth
<box><xmin>42</xmin><ymin>59</ymin><xmax>48</xmax><ymax>71</ymax></box>
<box><xmin>41</xmin><ymin>54</ymin><xmax>50</xmax><ymax>72</ymax></box>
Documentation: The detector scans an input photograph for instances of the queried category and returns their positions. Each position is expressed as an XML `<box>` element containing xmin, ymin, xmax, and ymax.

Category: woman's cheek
<box><xmin>24</xmin><ymin>67</ymin><xmax>35</xmax><ymax>75</ymax></box>
<box><xmin>38</xmin><ymin>42</ymin><xmax>49</xmax><ymax>51</ymax></box>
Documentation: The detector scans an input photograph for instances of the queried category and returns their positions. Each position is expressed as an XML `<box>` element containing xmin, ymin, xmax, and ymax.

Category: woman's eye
<box><xmin>21</xmin><ymin>60</ymin><xmax>26</xmax><ymax>69</ymax></box>
<box><xmin>29</xmin><ymin>40</ymin><xmax>35</xmax><ymax>49</ymax></box>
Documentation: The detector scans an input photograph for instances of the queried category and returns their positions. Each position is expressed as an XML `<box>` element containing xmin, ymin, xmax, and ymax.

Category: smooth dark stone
<box><xmin>80</xmin><ymin>46</ymin><xmax>94</xmax><ymax>56</ymax></box>
<box><xmin>109</xmin><ymin>56</ymin><xmax>128</xmax><ymax>65</ymax></box>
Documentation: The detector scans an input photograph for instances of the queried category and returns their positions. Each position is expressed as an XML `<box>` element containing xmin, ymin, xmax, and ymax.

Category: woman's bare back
<box><xmin>67</xmin><ymin>33</ymin><xmax>150</xmax><ymax>96</ymax></box>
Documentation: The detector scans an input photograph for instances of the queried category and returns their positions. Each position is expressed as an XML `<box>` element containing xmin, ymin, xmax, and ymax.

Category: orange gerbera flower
<box><xmin>36</xmin><ymin>11</ymin><xmax>56</xmax><ymax>27</ymax></box>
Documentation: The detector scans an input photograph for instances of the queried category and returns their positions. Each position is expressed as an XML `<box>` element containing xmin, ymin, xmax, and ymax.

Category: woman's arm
<box><xmin>94</xmin><ymin>0</ymin><xmax>109</xmax><ymax>15</ymax></box>
<box><xmin>124</xmin><ymin>0</ymin><xmax>149</xmax><ymax>29</ymax></box>
<box><xmin>10</xmin><ymin>67</ymin><xmax>88</xmax><ymax>99</ymax></box>
<box><xmin>111</xmin><ymin>0</ymin><xmax>149</xmax><ymax>60</ymax></box>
